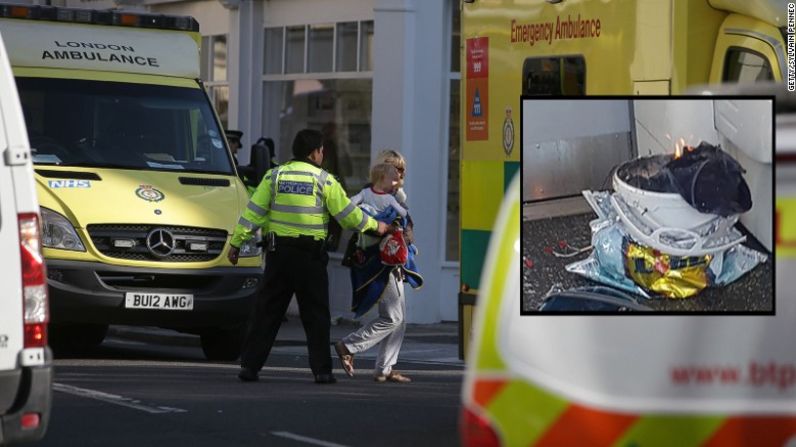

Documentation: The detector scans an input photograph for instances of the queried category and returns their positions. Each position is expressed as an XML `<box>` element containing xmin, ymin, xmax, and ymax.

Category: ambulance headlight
<box><xmin>239</xmin><ymin>230</ymin><xmax>262</xmax><ymax>257</ymax></box>
<box><xmin>41</xmin><ymin>207</ymin><xmax>86</xmax><ymax>251</ymax></box>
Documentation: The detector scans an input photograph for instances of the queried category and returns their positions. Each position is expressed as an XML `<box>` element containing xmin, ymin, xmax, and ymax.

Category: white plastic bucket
<box><xmin>612</xmin><ymin>163</ymin><xmax>717</xmax><ymax>230</ymax></box>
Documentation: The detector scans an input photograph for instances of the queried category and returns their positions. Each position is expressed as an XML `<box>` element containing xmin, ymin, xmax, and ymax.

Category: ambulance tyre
<box><xmin>50</xmin><ymin>323</ymin><xmax>108</xmax><ymax>355</ymax></box>
<box><xmin>200</xmin><ymin>326</ymin><xmax>244</xmax><ymax>361</ymax></box>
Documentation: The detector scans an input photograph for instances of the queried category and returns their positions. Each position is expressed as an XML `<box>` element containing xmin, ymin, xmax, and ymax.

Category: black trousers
<box><xmin>240</xmin><ymin>244</ymin><xmax>332</xmax><ymax>375</ymax></box>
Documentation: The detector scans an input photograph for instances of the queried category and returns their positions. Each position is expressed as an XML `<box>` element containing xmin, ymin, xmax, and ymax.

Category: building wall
<box><xmin>369</xmin><ymin>0</ymin><xmax>451</xmax><ymax>323</ymax></box>
<box><xmin>263</xmin><ymin>0</ymin><xmax>373</xmax><ymax>26</ymax></box>
<box><xmin>714</xmin><ymin>99</ymin><xmax>773</xmax><ymax>250</ymax></box>
<box><xmin>522</xmin><ymin>100</ymin><xmax>633</xmax><ymax>203</ymax></box>
<box><xmin>633</xmin><ymin>99</ymin><xmax>718</xmax><ymax>156</ymax></box>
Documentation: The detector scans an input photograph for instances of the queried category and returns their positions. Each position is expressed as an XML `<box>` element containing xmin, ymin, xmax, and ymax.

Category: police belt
<box><xmin>273</xmin><ymin>234</ymin><xmax>326</xmax><ymax>252</ymax></box>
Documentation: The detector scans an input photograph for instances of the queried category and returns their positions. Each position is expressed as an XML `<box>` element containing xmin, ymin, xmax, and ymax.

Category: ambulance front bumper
<box><xmin>45</xmin><ymin>259</ymin><xmax>263</xmax><ymax>330</ymax></box>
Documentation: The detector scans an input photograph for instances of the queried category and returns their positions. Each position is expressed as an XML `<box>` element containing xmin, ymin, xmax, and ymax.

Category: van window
<box><xmin>522</xmin><ymin>56</ymin><xmax>585</xmax><ymax>96</ymax></box>
<box><xmin>723</xmin><ymin>48</ymin><xmax>774</xmax><ymax>82</ymax></box>
<box><xmin>18</xmin><ymin>77</ymin><xmax>233</xmax><ymax>175</ymax></box>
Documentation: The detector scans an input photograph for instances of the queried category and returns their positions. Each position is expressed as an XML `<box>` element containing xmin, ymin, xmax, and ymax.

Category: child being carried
<box><xmin>350</xmin><ymin>163</ymin><xmax>407</xmax><ymax>250</ymax></box>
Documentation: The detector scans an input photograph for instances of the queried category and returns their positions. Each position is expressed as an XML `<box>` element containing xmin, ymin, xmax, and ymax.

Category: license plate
<box><xmin>124</xmin><ymin>292</ymin><xmax>194</xmax><ymax>311</ymax></box>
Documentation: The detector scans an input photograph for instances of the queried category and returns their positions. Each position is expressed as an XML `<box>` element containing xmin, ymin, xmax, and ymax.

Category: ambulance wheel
<box><xmin>200</xmin><ymin>326</ymin><xmax>244</xmax><ymax>361</ymax></box>
<box><xmin>50</xmin><ymin>323</ymin><xmax>108</xmax><ymax>356</ymax></box>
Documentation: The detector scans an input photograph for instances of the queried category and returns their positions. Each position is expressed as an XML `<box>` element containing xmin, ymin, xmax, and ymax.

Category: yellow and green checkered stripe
<box><xmin>460</xmin><ymin>160</ymin><xmax>519</xmax><ymax>289</ymax></box>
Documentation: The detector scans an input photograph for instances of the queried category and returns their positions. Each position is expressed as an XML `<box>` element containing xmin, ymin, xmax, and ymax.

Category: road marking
<box><xmin>53</xmin><ymin>383</ymin><xmax>187</xmax><ymax>414</ymax></box>
<box><xmin>270</xmin><ymin>431</ymin><xmax>349</xmax><ymax>447</ymax></box>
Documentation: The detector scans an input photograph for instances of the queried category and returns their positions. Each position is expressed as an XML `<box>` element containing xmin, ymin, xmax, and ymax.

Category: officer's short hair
<box><xmin>292</xmin><ymin>129</ymin><xmax>323</xmax><ymax>160</ymax></box>
<box><xmin>370</xmin><ymin>163</ymin><xmax>398</xmax><ymax>184</ymax></box>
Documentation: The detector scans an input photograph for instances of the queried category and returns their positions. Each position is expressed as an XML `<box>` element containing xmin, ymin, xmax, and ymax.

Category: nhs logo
<box><xmin>48</xmin><ymin>179</ymin><xmax>91</xmax><ymax>189</ymax></box>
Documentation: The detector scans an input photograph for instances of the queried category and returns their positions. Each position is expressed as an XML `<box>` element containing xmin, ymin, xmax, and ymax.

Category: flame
<box><xmin>673</xmin><ymin>137</ymin><xmax>693</xmax><ymax>159</ymax></box>
<box><xmin>674</xmin><ymin>138</ymin><xmax>685</xmax><ymax>159</ymax></box>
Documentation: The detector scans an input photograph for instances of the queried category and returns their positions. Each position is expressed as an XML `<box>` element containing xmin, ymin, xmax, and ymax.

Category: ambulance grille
<box><xmin>86</xmin><ymin>224</ymin><xmax>228</xmax><ymax>262</ymax></box>
<box><xmin>96</xmin><ymin>272</ymin><xmax>218</xmax><ymax>290</ymax></box>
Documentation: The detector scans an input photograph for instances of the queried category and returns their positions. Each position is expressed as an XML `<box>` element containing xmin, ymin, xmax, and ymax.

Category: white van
<box><xmin>0</xmin><ymin>31</ymin><xmax>52</xmax><ymax>444</ymax></box>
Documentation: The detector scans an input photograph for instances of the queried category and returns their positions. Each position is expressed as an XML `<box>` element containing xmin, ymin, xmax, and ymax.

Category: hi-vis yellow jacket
<box><xmin>230</xmin><ymin>160</ymin><xmax>377</xmax><ymax>246</ymax></box>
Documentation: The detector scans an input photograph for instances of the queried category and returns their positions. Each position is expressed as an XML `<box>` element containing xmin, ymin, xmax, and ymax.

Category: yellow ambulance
<box><xmin>0</xmin><ymin>5</ymin><xmax>263</xmax><ymax>360</ymax></box>
<box><xmin>458</xmin><ymin>0</ymin><xmax>788</xmax><ymax>353</ymax></box>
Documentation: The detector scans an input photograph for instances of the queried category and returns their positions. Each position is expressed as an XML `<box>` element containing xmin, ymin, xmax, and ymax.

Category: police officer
<box><xmin>227</xmin><ymin>128</ymin><xmax>388</xmax><ymax>384</ymax></box>
<box><xmin>225</xmin><ymin>129</ymin><xmax>243</xmax><ymax>165</ymax></box>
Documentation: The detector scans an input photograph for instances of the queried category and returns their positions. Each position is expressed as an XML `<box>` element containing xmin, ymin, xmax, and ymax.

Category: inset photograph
<box><xmin>521</xmin><ymin>98</ymin><xmax>773</xmax><ymax>313</ymax></box>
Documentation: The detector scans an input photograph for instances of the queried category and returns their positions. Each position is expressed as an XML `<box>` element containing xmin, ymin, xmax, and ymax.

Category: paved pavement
<box><xmin>107</xmin><ymin>318</ymin><xmax>464</xmax><ymax>366</ymax></box>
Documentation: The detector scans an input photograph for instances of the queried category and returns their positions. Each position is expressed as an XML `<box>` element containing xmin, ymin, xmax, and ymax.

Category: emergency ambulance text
<box><xmin>510</xmin><ymin>14</ymin><xmax>601</xmax><ymax>47</ymax></box>
<box><xmin>510</xmin><ymin>19</ymin><xmax>553</xmax><ymax>46</ymax></box>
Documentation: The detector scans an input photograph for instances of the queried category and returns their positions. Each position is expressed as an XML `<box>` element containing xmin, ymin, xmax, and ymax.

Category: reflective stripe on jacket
<box><xmin>230</xmin><ymin>160</ymin><xmax>377</xmax><ymax>247</ymax></box>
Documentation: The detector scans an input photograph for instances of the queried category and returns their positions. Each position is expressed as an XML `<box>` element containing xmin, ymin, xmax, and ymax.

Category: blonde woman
<box><xmin>374</xmin><ymin>150</ymin><xmax>407</xmax><ymax>203</ymax></box>
<box><xmin>336</xmin><ymin>149</ymin><xmax>423</xmax><ymax>383</ymax></box>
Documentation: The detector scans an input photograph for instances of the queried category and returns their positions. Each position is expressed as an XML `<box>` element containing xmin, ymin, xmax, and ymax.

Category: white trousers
<box><xmin>341</xmin><ymin>270</ymin><xmax>406</xmax><ymax>375</ymax></box>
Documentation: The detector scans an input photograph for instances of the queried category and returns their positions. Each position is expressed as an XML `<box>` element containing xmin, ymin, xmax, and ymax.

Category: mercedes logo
<box><xmin>146</xmin><ymin>228</ymin><xmax>176</xmax><ymax>257</ymax></box>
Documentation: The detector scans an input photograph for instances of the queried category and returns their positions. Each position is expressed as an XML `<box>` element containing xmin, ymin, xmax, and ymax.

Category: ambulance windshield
<box><xmin>18</xmin><ymin>77</ymin><xmax>234</xmax><ymax>175</ymax></box>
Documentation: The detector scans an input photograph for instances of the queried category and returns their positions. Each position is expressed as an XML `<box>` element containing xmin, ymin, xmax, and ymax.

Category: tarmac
<box><xmin>107</xmin><ymin>318</ymin><xmax>464</xmax><ymax>367</ymax></box>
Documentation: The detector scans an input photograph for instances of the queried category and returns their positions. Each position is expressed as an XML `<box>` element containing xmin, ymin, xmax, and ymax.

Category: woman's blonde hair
<box><xmin>374</xmin><ymin>149</ymin><xmax>406</xmax><ymax>188</ymax></box>
<box><xmin>374</xmin><ymin>149</ymin><xmax>406</xmax><ymax>173</ymax></box>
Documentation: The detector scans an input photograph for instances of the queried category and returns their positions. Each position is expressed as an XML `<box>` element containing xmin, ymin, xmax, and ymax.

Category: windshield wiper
<box><xmin>53</xmin><ymin>162</ymin><xmax>141</xmax><ymax>170</ymax></box>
